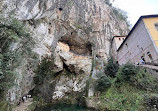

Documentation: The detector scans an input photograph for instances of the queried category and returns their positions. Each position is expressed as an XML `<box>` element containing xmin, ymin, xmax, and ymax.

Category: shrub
<box><xmin>0</xmin><ymin>101</ymin><xmax>8</xmax><ymax>111</ymax></box>
<box><xmin>34</xmin><ymin>57</ymin><xmax>55</xmax><ymax>85</ymax></box>
<box><xmin>115</xmin><ymin>63</ymin><xmax>139</xmax><ymax>82</ymax></box>
<box><xmin>112</xmin><ymin>7</ymin><xmax>131</xmax><ymax>27</ymax></box>
<box><xmin>144</xmin><ymin>94</ymin><xmax>158</xmax><ymax>111</ymax></box>
<box><xmin>104</xmin><ymin>0</ymin><xmax>112</xmax><ymax>6</ymax></box>
<box><xmin>77</xmin><ymin>96</ymin><xmax>86</xmax><ymax>107</ymax></box>
<box><xmin>95</xmin><ymin>73</ymin><xmax>111</xmax><ymax>92</ymax></box>
<box><xmin>132</xmin><ymin>69</ymin><xmax>158</xmax><ymax>92</ymax></box>
<box><xmin>115</xmin><ymin>64</ymin><xmax>158</xmax><ymax>92</ymax></box>
<box><xmin>105</xmin><ymin>57</ymin><xmax>119</xmax><ymax>77</ymax></box>
<box><xmin>100</xmin><ymin>82</ymin><xmax>145</xmax><ymax>111</ymax></box>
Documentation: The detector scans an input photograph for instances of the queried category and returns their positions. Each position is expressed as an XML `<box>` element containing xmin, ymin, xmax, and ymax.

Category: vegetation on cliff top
<box><xmin>104</xmin><ymin>0</ymin><xmax>130</xmax><ymax>27</ymax></box>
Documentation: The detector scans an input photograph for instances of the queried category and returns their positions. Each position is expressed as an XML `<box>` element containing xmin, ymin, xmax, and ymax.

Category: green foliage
<box><xmin>104</xmin><ymin>57</ymin><xmax>119</xmax><ymax>77</ymax></box>
<box><xmin>103</xmin><ymin>0</ymin><xmax>131</xmax><ymax>28</ymax></box>
<box><xmin>115</xmin><ymin>63</ymin><xmax>139</xmax><ymax>82</ymax></box>
<box><xmin>0</xmin><ymin>16</ymin><xmax>30</xmax><ymax>49</ymax></box>
<box><xmin>90</xmin><ymin>63</ymin><xmax>158</xmax><ymax>110</ymax></box>
<box><xmin>26</xmin><ymin>17</ymin><xmax>48</xmax><ymax>27</ymax></box>
<box><xmin>33</xmin><ymin>96</ymin><xmax>45</xmax><ymax>106</ymax></box>
<box><xmin>116</xmin><ymin>64</ymin><xmax>158</xmax><ymax>92</ymax></box>
<box><xmin>132</xmin><ymin>69</ymin><xmax>158</xmax><ymax>92</ymax></box>
<box><xmin>113</xmin><ymin>7</ymin><xmax>131</xmax><ymax>27</ymax></box>
<box><xmin>113</xmin><ymin>7</ymin><xmax>128</xmax><ymax>21</ymax></box>
<box><xmin>0</xmin><ymin>101</ymin><xmax>9</xmax><ymax>111</ymax></box>
<box><xmin>92</xmin><ymin>59</ymin><xmax>96</xmax><ymax>69</ymax></box>
<box><xmin>144</xmin><ymin>94</ymin><xmax>158</xmax><ymax>111</ymax></box>
<box><xmin>77</xmin><ymin>96</ymin><xmax>86</xmax><ymax>107</ymax></box>
<box><xmin>95</xmin><ymin>73</ymin><xmax>111</xmax><ymax>92</ymax></box>
<box><xmin>0</xmin><ymin>15</ymin><xmax>36</xmax><ymax>99</ymax></box>
<box><xmin>26</xmin><ymin>102</ymin><xmax>38</xmax><ymax>111</ymax></box>
<box><xmin>74</xmin><ymin>24</ymin><xmax>82</xmax><ymax>29</ymax></box>
<box><xmin>34</xmin><ymin>57</ymin><xmax>55</xmax><ymax>85</ymax></box>
<box><xmin>26</xmin><ymin>96</ymin><xmax>46</xmax><ymax>111</ymax></box>
<box><xmin>104</xmin><ymin>0</ymin><xmax>112</xmax><ymax>6</ymax></box>
<box><xmin>98</xmin><ymin>83</ymin><xmax>145</xmax><ymax>111</ymax></box>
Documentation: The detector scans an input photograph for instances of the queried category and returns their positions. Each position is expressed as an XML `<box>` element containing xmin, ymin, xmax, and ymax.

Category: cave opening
<box><xmin>63</xmin><ymin>62</ymin><xmax>75</xmax><ymax>74</ymax></box>
<box><xmin>58</xmin><ymin>41</ymin><xmax>92</xmax><ymax>56</ymax></box>
<box><xmin>63</xmin><ymin>62</ymin><xmax>71</xmax><ymax>72</ymax></box>
<box><xmin>69</xmin><ymin>45</ymin><xmax>92</xmax><ymax>56</ymax></box>
<box><xmin>59</xmin><ymin>8</ymin><xmax>63</xmax><ymax>11</ymax></box>
<box><xmin>86</xmin><ymin>42</ymin><xmax>92</xmax><ymax>56</ymax></box>
<box><xmin>58</xmin><ymin>34</ymin><xmax>92</xmax><ymax>56</ymax></box>
<box><xmin>28</xmin><ymin>89</ymin><xmax>34</xmax><ymax>97</ymax></box>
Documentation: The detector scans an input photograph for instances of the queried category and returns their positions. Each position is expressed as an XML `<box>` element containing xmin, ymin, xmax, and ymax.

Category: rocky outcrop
<box><xmin>34</xmin><ymin>42</ymin><xmax>92</xmax><ymax>101</ymax></box>
<box><xmin>0</xmin><ymin>0</ymin><xmax>129</xmax><ymax>105</ymax></box>
<box><xmin>55</xmin><ymin>42</ymin><xmax>92</xmax><ymax>75</ymax></box>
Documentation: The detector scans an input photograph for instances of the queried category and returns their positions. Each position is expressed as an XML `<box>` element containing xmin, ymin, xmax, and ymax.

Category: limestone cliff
<box><xmin>1</xmin><ymin>0</ymin><xmax>129</xmax><ymax>58</ymax></box>
<box><xmin>0</xmin><ymin>0</ymin><xmax>129</xmax><ymax>105</ymax></box>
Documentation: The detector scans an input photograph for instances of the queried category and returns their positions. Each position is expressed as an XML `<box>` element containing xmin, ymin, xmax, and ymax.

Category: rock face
<box><xmin>52</xmin><ymin>42</ymin><xmax>92</xmax><ymax>100</ymax></box>
<box><xmin>1</xmin><ymin>0</ymin><xmax>129</xmax><ymax>59</ymax></box>
<box><xmin>0</xmin><ymin>0</ymin><xmax>129</xmax><ymax>104</ymax></box>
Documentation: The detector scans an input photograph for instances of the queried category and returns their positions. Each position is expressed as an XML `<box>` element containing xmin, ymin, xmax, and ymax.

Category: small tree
<box><xmin>116</xmin><ymin>63</ymin><xmax>139</xmax><ymax>82</ymax></box>
<box><xmin>105</xmin><ymin>57</ymin><xmax>119</xmax><ymax>77</ymax></box>
<box><xmin>95</xmin><ymin>73</ymin><xmax>111</xmax><ymax>92</ymax></box>
<box><xmin>104</xmin><ymin>0</ymin><xmax>112</xmax><ymax>6</ymax></box>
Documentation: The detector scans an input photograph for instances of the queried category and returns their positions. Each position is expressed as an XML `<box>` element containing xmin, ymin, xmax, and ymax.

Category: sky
<box><xmin>112</xmin><ymin>0</ymin><xmax>158</xmax><ymax>26</ymax></box>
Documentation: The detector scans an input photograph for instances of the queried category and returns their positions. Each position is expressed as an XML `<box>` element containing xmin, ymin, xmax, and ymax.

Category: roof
<box><xmin>117</xmin><ymin>14</ymin><xmax>158</xmax><ymax>51</ymax></box>
<box><xmin>112</xmin><ymin>36</ymin><xmax>126</xmax><ymax>41</ymax></box>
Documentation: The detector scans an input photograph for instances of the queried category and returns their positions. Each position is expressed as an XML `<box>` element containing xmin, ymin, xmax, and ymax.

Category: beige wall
<box><xmin>112</xmin><ymin>38</ymin><xmax>118</xmax><ymax>61</ymax></box>
<box><xmin>115</xmin><ymin>37</ymin><xmax>126</xmax><ymax>49</ymax></box>
<box><xmin>117</xmin><ymin>20</ymin><xmax>158</xmax><ymax>65</ymax></box>
<box><xmin>112</xmin><ymin>36</ymin><xmax>125</xmax><ymax>61</ymax></box>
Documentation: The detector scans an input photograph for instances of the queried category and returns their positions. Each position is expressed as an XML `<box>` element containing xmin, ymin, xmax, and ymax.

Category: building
<box><xmin>113</xmin><ymin>15</ymin><xmax>158</xmax><ymax>65</ymax></box>
<box><xmin>111</xmin><ymin>36</ymin><xmax>126</xmax><ymax>61</ymax></box>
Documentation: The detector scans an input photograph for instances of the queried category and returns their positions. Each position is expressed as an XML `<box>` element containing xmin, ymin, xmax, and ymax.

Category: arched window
<box><xmin>125</xmin><ymin>43</ymin><xmax>128</xmax><ymax>48</ymax></box>
<box><xmin>147</xmin><ymin>52</ymin><xmax>153</xmax><ymax>62</ymax></box>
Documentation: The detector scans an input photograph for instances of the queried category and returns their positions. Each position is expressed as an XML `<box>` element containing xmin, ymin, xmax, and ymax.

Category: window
<box><xmin>155</xmin><ymin>23</ymin><xmax>158</xmax><ymax>31</ymax></box>
<box><xmin>147</xmin><ymin>52</ymin><xmax>153</xmax><ymax>62</ymax></box>
<box><xmin>125</xmin><ymin>43</ymin><xmax>128</xmax><ymax>48</ymax></box>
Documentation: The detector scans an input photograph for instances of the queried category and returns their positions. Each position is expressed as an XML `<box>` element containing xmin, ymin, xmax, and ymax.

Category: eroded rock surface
<box><xmin>52</xmin><ymin>42</ymin><xmax>92</xmax><ymax>100</ymax></box>
<box><xmin>0</xmin><ymin>0</ymin><xmax>129</xmax><ymax>104</ymax></box>
<box><xmin>1</xmin><ymin>0</ymin><xmax>129</xmax><ymax>58</ymax></box>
